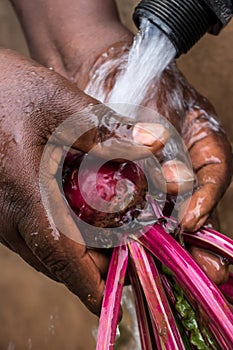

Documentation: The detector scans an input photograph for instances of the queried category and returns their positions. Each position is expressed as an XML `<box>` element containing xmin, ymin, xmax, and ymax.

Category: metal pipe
<box><xmin>133</xmin><ymin>0</ymin><xmax>233</xmax><ymax>57</ymax></box>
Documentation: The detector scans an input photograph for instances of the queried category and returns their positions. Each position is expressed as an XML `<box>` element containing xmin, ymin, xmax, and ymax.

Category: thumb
<box><xmin>39</xmin><ymin>81</ymin><xmax>169</xmax><ymax>160</ymax></box>
<box><xmin>18</xmin><ymin>151</ymin><xmax>107</xmax><ymax>315</ymax></box>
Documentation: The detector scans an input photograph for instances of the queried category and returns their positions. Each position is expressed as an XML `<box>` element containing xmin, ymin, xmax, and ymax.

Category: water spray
<box><xmin>133</xmin><ymin>0</ymin><xmax>233</xmax><ymax>57</ymax></box>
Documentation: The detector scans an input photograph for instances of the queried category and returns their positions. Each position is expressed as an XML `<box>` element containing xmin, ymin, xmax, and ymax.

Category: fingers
<box><xmin>147</xmin><ymin>106</ymin><xmax>232</xmax><ymax>232</ymax></box>
<box><xmin>11</xmin><ymin>60</ymin><xmax>170</xmax><ymax>161</ymax></box>
<box><xmin>147</xmin><ymin>158</ymin><xmax>194</xmax><ymax>195</ymax></box>
<box><xmin>96</xmin><ymin>119</ymin><xmax>169</xmax><ymax>160</ymax></box>
<box><xmin>43</xmin><ymin>99</ymin><xmax>170</xmax><ymax>160</ymax></box>
<box><xmin>179</xmin><ymin>110</ymin><xmax>232</xmax><ymax>232</ymax></box>
<box><xmin>189</xmin><ymin>246</ymin><xmax>229</xmax><ymax>285</ymax></box>
<box><xmin>22</xmin><ymin>115</ymin><xmax>169</xmax><ymax>315</ymax></box>
<box><xmin>179</xmin><ymin>184</ymin><xmax>219</xmax><ymax>231</ymax></box>
<box><xmin>180</xmin><ymin>152</ymin><xmax>232</xmax><ymax>232</ymax></box>
<box><xmin>161</xmin><ymin>160</ymin><xmax>194</xmax><ymax>194</ymax></box>
<box><xmin>179</xmin><ymin>164</ymin><xmax>231</xmax><ymax>232</ymax></box>
<box><xmin>18</xmin><ymin>144</ymin><xmax>108</xmax><ymax>315</ymax></box>
<box><xmin>19</xmin><ymin>195</ymin><xmax>106</xmax><ymax>315</ymax></box>
<box><xmin>0</xmin><ymin>227</ymin><xmax>60</xmax><ymax>282</ymax></box>
<box><xmin>92</xmin><ymin>121</ymin><xmax>170</xmax><ymax>160</ymax></box>
<box><xmin>88</xmin><ymin>250</ymin><xmax>110</xmax><ymax>279</ymax></box>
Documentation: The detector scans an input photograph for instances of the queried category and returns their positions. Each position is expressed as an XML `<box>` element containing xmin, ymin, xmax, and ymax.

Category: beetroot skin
<box><xmin>62</xmin><ymin>154</ymin><xmax>148</xmax><ymax>228</ymax></box>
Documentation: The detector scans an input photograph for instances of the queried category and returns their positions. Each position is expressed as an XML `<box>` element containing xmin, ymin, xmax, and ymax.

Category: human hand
<box><xmin>143</xmin><ymin>63</ymin><xmax>232</xmax><ymax>232</ymax></box>
<box><xmin>0</xmin><ymin>49</ymin><xmax>169</xmax><ymax>314</ymax></box>
<box><xmin>11</xmin><ymin>0</ymin><xmax>232</xmax><ymax>231</ymax></box>
<box><xmin>81</xmin><ymin>47</ymin><xmax>232</xmax><ymax>232</ymax></box>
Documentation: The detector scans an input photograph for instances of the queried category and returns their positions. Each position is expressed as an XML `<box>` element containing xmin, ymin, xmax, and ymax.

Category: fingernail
<box><xmin>181</xmin><ymin>213</ymin><xmax>209</xmax><ymax>232</ymax></box>
<box><xmin>162</xmin><ymin>160</ymin><xmax>195</xmax><ymax>183</ymax></box>
<box><xmin>132</xmin><ymin>123</ymin><xmax>166</xmax><ymax>146</ymax></box>
<box><xmin>194</xmin><ymin>214</ymin><xmax>209</xmax><ymax>232</ymax></box>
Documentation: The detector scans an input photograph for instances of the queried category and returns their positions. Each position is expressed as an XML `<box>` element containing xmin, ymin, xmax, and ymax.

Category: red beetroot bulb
<box><xmin>62</xmin><ymin>153</ymin><xmax>148</xmax><ymax>228</ymax></box>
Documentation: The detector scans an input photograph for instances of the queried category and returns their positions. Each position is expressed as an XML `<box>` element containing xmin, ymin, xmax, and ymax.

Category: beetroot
<box><xmin>62</xmin><ymin>154</ymin><xmax>233</xmax><ymax>349</ymax></box>
<box><xmin>62</xmin><ymin>153</ymin><xmax>148</xmax><ymax>229</ymax></box>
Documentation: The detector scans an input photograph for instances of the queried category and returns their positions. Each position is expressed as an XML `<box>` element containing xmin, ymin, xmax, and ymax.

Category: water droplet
<box><xmin>31</xmin><ymin>232</ymin><xmax>39</xmax><ymax>236</ymax></box>
<box><xmin>23</xmin><ymin>102</ymin><xmax>35</xmax><ymax>114</ymax></box>
<box><xmin>116</xmin><ymin>325</ymin><xmax>120</xmax><ymax>340</ymax></box>
<box><xmin>107</xmin><ymin>18</ymin><xmax>175</xmax><ymax>107</ymax></box>
<box><xmin>48</xmin><ymin>314</ymin><xmax>55</xmax><ymax>336</ymax></box>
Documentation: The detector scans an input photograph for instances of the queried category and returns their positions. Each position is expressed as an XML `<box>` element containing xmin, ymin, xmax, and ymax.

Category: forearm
<box><xmin>10</xmin><ymin>0</ymin><xmax>132</xmax><ymax>79</ymax></box>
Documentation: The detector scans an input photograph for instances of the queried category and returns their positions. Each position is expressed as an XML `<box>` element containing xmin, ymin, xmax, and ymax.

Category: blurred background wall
<box><xmin>0</xmin><ymin>0</ymin><xmax>232</xmax><ymax>349</ymax></box>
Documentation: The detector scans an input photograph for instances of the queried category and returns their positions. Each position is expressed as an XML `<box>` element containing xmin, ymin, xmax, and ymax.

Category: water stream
<box><xmin>85</xmin><ymin>18</ymin><xmax>176</xmax><ymax>349</ymax></box>
<box><xmin>108</xmin><ymin>18</ymin><xmax>176</xmax><ymax>106</ymax></box>
<box><xmin>85</xmin><ymin>17</ymin><xmax>176</xmax><ymax>109</ymax></box>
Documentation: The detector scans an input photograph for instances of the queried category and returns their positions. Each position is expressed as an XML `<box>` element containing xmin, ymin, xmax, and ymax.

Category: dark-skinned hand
<box><xmin>0</xmin><ymin>49</ymin><xmax>169</xmax><ymax>315</ymax></box>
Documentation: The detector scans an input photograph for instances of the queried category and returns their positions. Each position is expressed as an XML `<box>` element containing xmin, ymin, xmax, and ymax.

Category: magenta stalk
<box><xmin>129</xmin><ymin>240</ymin><xmax>186</xmax><ymax>349</ymax></box>
<box><xmin>139</xmin><ymin>224</ymin><xmax>233</xmax><ymax>348</ymax></box>
<box><xmin>96</xmin><ymin>244</ymin><xmax>128</xmax><ymax>350</ymax></box>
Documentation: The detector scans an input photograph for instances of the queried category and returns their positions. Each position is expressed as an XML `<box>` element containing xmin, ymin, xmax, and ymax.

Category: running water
<box><xmin>85</xmin><ymin>18</ymin><xmax>176</xmax><ymax>109</ymax></box>
<box><xmin>108</xmin><ymin>18</ymin><xmax>176</xmax><ymax>106</ymax></box>
<box><xmin>86</xmin><ymin>18</ymin><xmax>176</xmax><ymax>350</ymax></box>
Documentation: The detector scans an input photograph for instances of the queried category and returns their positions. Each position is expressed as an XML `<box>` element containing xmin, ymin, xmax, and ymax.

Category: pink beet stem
<box><xmin>129</xmin><ymin>240</ymin><xmax>186</xmax><ymax>350</ymax></box>
<box><xmin>219</xmin><ymin>272</ymin><xmax>233</xmax><ymax>304</ymax></box>
<box><xmin>129</xmin><ymin>260</ymin><xmax>158</xmax><ymax>350</ymax></box>
<box><xmin>183</xmin><ymin>228</ymin><xmax>233</xmax><ymax>264</ymax></box>
<box><xmin>139</xmin><ymin>224</ymin><xmax>233</xmax><ymax>349</ymax></box>
<box><xmin>96</xmin><ymin>244</ymin><xmax>128</xmax><ymax>350</ymax></box>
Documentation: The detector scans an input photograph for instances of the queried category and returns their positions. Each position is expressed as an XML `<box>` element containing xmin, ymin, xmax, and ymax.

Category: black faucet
<box><xmin>133</xmin><ymin>0</ymin><xmax>233</xmax><ymax>57</ymax></box>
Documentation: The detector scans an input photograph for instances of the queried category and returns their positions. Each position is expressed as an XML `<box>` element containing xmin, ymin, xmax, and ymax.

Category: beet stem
<box><xmin>129</xmin><ymin>260</ymin><xmax>158</xmax><ymax>350</ymax></box>
<box><xmin>96</xmin><ymin>244</ymin><xmax>128</xmax><ymax>350</ymax></box>
<box><xmin>138</xmin><ymin>224</ymin><xmax>233</xmax><ymax>349</ymax></box>
<box><xmin>183</xmin><ymin>227</ymin><xmax>233</xmax><ymax>264</ymax></box>
<box><xmin>129</xmin><ymin>240</ymin><xmax>186</xmax><ymax>349</ymax></box>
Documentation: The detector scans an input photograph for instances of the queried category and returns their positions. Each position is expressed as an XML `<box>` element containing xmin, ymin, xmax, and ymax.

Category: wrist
<box><xmin>11</xmin><ymin>0</ymin><xmax>133</xmax><ymax>88</ymax></box>
<box><xmin>58</xmin><ymin>25</ymin><xmax>133</xmax><ymax>89</ymax></box>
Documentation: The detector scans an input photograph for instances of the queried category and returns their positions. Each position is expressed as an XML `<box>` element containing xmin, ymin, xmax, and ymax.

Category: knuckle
<box><xmin>98</xmin><ymin>107</ymin><xmax>132</xmax><ymax>142</ymax></box>
<box><xmin>0</xmin><ymin>185</ymin><xmax>24</xmax><ymax>227</ymax></box>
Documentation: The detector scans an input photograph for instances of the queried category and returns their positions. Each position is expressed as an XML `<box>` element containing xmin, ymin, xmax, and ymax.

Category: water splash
<box><xmin>85</xmin><ymin>53</ymin><xmax>127</xmax><ymax>103</ymax></box>
<box><xmin>108</xmin><ymin>18</ymin><xmax>175</xmax><ymax>107</ymax></box>
<box><xmin>85</xmin><ymin>18</ymin><xmax>177</xmax><ymax>348</ymax></box>
<box><xmin>85</xmin><ymin>18</ymin><xmax>176</xmax><ymax>112</ymax></box>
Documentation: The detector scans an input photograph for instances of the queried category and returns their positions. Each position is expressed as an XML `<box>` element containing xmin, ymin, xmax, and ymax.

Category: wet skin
<box><xmin>0</xmin><ymin>0</ymin><xmax>231</xmax><ymax>314</ymax></box>
<box><xmin>0</xmin><ymin>48</ymin><xmax>171</xmax><ymax>314</ymax></box>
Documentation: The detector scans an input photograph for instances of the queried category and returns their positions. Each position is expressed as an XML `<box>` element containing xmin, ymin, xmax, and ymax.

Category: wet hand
<box><xmin>146</xmin><ymin>64</ymin><xmax>232</xmax><ymax>231</ymax></box>
<box><xmin>0</xmin><ymin>49</ymin><xmax>169</xmax><ymax>314</ymax></box>
<box><xmin>78</xmin><ymin>44</ymin><xmax>232</xmax><ymax>232</ymax></box>
<box><xmin>179</xmin><ymin>105</ymin><xmax>232</xmax><ymax>231</ymax></box>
